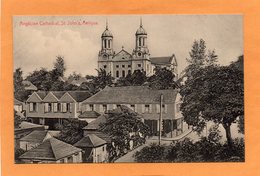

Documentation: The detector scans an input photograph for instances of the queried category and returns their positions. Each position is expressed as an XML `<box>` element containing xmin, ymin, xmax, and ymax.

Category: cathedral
<box><xmin>97</xmin><ymin>19</ymin><xmax>178</xmax><ymax>78</ymax></box>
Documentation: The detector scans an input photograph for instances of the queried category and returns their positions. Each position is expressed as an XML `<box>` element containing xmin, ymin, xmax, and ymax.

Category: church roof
<box><xmin>136</xmin><ymin>26</ymin><xmax>147</xmax><ymax>35</ymax></box>
<box><xmin>150</xmin><ymin>55</ymin><xmax>177</xmax><ymax>66</ymax></box>
<box><xmin>82</xmin><ymin>86</ymin><xmax>178</xmax><ymax>104</ymax></box>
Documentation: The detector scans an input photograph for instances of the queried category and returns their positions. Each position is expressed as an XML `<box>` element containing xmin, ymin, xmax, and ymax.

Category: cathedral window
<box><xmin>128</xmin><ymin>65</ymin><xmax>131</xmax><ymax>68</ymax></box>
<box><xmin>138</xmin><ymin>64</ymin><xmax>141</xmax><ymax>67</ymax></box>
<box><xmin>139</xmin><ymin>37</ymin><xmax>142</xmax><ymax>46</ymax></box>
<box><xmin>103</xmin><ymin>65</ymin><xmax>107</xmax><ymax>69</ymax></box>
<box><xmin>122</xmin><ymin>65</ymin><xmax>125</xmax><ymax>68</ymax></box>
<box><xmin>104</xmin><ymin>39</ymin><xmax>107</xmax><ymax>48</ymax></box>
<box><xmin>143</xmin><ymin>38</ymin><xmax>145</xmax><ymax>46</ymax></box>
<box><xmin>122</xmin><ymin>70</ymin><xmax>125</xmax><ymax>77</ymax></box>
<box><xmin>108</xmin><ymin>40</ymin><xmax>110</xmax><ymax>48</ymax></box>
<box><xmin>116</xmin><ymin>71</ymin><xmax>119</xmax><ymax>77</ymax></box>
<box><xmin>116</xmin><ymin>65</ymin><xmax>119</xmax><ymax>68</ymax></box>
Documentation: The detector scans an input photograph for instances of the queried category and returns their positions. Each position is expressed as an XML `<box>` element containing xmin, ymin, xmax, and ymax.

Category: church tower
<box><xmin>132</xmin><ymin>18</ymin><xmax>152</xmax><ymax>75</ymax></box>
<box><xmin>98</xmin><ymin>21</ymin><xmax>114</xmax><ymax>73</ymax></box>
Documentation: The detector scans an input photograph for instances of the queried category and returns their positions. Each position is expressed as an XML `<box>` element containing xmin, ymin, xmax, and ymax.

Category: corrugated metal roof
<box><xmin>19</xmin><ymin>138</ymin><xmax>82</xmax><ymax>160</ymax></box>
<box><xmin>82</xmin><ymin>86</ymin><xmax>177</xmax><ymax>104</ymax></box>
<box><xmin>78</xmin><ymin>111</ymin><xmax>100</xmax><ymax>118</ymax></box>
<box><xmin>20</xmin><ymin>130</ymin><xmax>48</xmax><ymax>143</ymax></box>
<box><xmin>82</xmin><ymin>115</ymin><xmax>107</xmax><ymax>130</ymax></box>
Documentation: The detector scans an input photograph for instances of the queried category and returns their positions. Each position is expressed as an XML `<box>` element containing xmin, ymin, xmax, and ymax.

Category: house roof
<box><xmin>14</xmin><ymin>98</ymin><xmax>23</xmax><ymax>105</ymax></box>
<box><xmin>27</xmin><ymin>91</ymin><xmax>92</xmax><ymax>103</ymax></box>
<box><xmin>78</xmin><ymin>111</ymin><xmax>101</xmax><ymax>119</ymax></box>
<box><xmin>20</xmin><ymin>130</ymin><xmax>49</xmax><ymax>143</ymax></box>
<box><xmin>19</xmin><ymin>121</ymin><xmax>46</xmax><ymax>129</ymax></box>
<box><xmin>22</xmin><ymin>81</ymin><xmax>38</xmax><ymax>91</ymax></box>
<box><xmin>150</xmin><ymin>55</ymin><xmax>177</xmax><ymax>66</ymax></box>
<box><xmin>19</xmin><ymin>138</ymin><xmax>82</xmax><ymax>161</ymax></box>
<box><xmin>82</xmin><ymin>86</ymin><xmax>178</xmax><ymax>104</ymax></box>
<box><xmin>74</xmin><ymin>134</ymin><xmax>107</xmax><ymax>148</ymax></box>
<box><xmin>84</xmin><ymin>131</ymin><xmax>111</xmax><ymax>143</ymax></box>
<box><xmin>82</xmin><ymin>115</ymin><xmax>107</xmax><ymax>130</ymax></box>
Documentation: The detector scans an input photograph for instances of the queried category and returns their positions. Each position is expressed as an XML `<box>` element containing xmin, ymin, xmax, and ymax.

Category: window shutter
<box><xmin>29</xmin><ymin>103</ymin><xmax>33</xmax><ymax>112</ymax></box>
<box><xmin>53</xmin><ymin>103</ymin><xmax>58</xmax><ymax>112</ymax></box>
<box><xmin>44</xmin><ymin>103</ymin><xmax>48</xmax><ymax>112</ymax></box>
<box><xmin>63</xmin><ymin>103</ymin><xmax>67</xmax><ymax>112</ymax></box>
<box><xmin>141</xmin><ymin>104</ymin><xmax>145</xmax><ymax>113</ymax></box>
<box><xmin>164</xmin><ymin>104</ymin><xmax>167</xmax><ymax>113</ymax></box>
<box><xmin>70</xmin><ymin>103</ymin><xmax>73</xmax><ymax>113</ymax></box>
<box><xmin>149</xmin><ymin>104</ymin><xmax>152</xmax><ymax>113</ymax></box>
<box><xmin>156</xmin><ymin>104</ymin><xmax>160</xmax><ymax>113</ymax></box>
<box><xmin>35</xmin><ymin>103</ymin><xmax>38</xmax><ymax>112</ymax></box>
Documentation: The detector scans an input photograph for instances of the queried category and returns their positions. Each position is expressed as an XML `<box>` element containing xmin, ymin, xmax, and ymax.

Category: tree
<box><xmin>116</xmin><ymin>70</ymin><xmax>147</xmax><ymax>86</ymax></box>
<box><xmin>14</xmin><ymin>110</ymin><xmax>23</xmax><ymax>128</ymax></box>
<box><xmin>148</xmin><ymin>67</ymin><xmax>177</xmax><ymax>89</ymax></box>
<box><xmin>53</xmin><ymin>56</ymin><xmax>66</xmax><ymax>77</ymax></box>
<box><xmin>26</xmin><ymin>68</ymin><xmax>52</xmax><ymax>91</ymax></box>
<box><xmin>100</xmin><ymin>105</ymin><xmax>150</xmax><ymax>157</ymax></box>
<box><xmin>13</xmin><ymin>68</ymin><xmax>31</xmax><ymax>101</ymax></box>
<box><xmin>58</xmin><ymin>119</ymin><xmax>88</xmax><ymax>145</ymax></box>
<box><xmin>93</xmin><ymin>68</ymin><xmax>114</xmax><ymax>92</ymax></box>
<box><xmin>180</xmin><ymin>56</ymin><xmax>244</xmax><ymax>148</ymax></box>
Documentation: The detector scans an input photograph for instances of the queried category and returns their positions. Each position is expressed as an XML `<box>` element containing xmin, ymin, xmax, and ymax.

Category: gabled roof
<box><xmin>26</xmin><ymin>92</ymin><xmax>43</xmax><ymax>103</ymax></box>
<box><xmin>82</xmin><ymin>86</ymin><xmax>178</xmax><ymax>104</ymax></box>
<box><xmin>19</xmin><ymin>138</ymin><xmax>82</xmax><ymax>161</ymax></box>
<box><xmin>112</xmin><ymin>49</ymin><xmax>132</xmax><ymax>61</ymax></box>
<box><xmin>84</xmin><ymin>131</ymin><xmax>111</xmax><ymax>143</ymax></box>
<box><xmin>150</xmin><ymin>55</ymin><xmax>177</xmax><ymax>66</ymax></box>
<box><xmin>79</xmin><ymin>111</ymin><xmax>101</xmax><ymax>119</ymax></box>
<box><xmin>27</xmin><ymin>91</ymin><xmax>91</xmax><ymax>103</ymax></box>
<box><xmin>59</xmin><ymin>92</ymin><xmax>76</xmax><ymax>103</ymax></box>
<box><xmin>42</xmin><ymin>92</ymin><xmax>59</xmax><ymax>102</ymax></box>
<box><xmin>74</xmin><ymin>134</ymin><xmax>106</xmax><ymax>148</ymax></box>
<box><xmin>22</xmin><ymin>81</ymin><xmax>38</xmax><ymax>91</ymax></box>
<box><xmin>20</xmin><ymin>130</ymin><xmax>49</xmax><ymax>143</ymax></box>
<box><xmin>14</xmin><ymin>98</ymin><xmax>23</xmax><ymax>105</ymax></box>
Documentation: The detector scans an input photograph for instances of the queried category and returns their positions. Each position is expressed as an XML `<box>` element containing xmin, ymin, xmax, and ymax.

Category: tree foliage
<box><xmin>100</xmin><ymin>106</ymin><xmax>150</xmax><ymax>158</ymax></box>
<box><xmin>180</xmin><ymin>39</ymin><xmax>244</xmax><ymax>148</ymax></box>
<box><xmin>13</xmin><ymin>68</ymin><xmax>31</xmax><ymax>101</ymax></box>
<box><xmin>53</xmin><ymin>56</ymin><xmax>66</xmax><ymax>77</ymax></box>
<box><xmin>58</xmin><ymin>119</ymin><xmax>88</xmax><ymax>145</ymax></box>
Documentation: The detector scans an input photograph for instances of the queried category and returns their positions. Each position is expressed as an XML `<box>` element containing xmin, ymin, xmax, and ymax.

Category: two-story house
<box><xmin>81</xmin><ymin>86</ymin><xmax>185</xmax><ymax>137</ymax></box>
<box><xmin>26</xmin><ymin>91</ymin><xmax>91</xmax><ymax>129</ymax></box>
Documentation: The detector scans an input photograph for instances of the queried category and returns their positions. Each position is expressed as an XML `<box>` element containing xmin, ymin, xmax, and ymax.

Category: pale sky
<box><xmin>13</xmin><ymin>15</ymin><xmax>243</xmax><ymax>77</ymax></box>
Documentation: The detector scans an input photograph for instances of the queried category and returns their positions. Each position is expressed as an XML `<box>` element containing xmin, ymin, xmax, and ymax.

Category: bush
<box><xmin>134</xmin><ymin>143</ymin><xmax>167</xmax><ymax>162</ymax></box>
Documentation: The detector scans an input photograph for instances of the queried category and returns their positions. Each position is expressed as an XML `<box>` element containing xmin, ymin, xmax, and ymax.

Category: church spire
<box><xmin>140</xmin><ymin>17</ymin><xmax>142</xmax><ymax>27</ymax></box>
<box><xmin>106</xmin><ymin>18</ymin><xmax>108</xmax><ymax>30</ymax></box>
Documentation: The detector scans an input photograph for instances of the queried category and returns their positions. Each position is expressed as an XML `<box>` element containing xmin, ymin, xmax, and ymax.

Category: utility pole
<box><xmin>159</xmin><ymin>94</ymin><xmax>163</xmax><ymax>145</ymax></box>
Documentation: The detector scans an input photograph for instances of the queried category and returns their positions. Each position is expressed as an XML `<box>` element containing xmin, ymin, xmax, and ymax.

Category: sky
<box><xmin>13</xmin><ymin>15</ymin><xmax>243</xmax><ymax>77</ymax></box>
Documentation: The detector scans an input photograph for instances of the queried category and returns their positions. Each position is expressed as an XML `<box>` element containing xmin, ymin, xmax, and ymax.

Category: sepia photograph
<box><xmin>13</xmin><ymin>15</ymin><xmax>244</xmax><ymax>164</ymax></box>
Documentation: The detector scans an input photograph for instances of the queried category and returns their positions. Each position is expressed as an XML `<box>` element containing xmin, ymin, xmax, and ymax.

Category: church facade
<box><xmin>97</xmin><ymin>20</ymin><xmax>178</xmax><ymax>78</ymax></box>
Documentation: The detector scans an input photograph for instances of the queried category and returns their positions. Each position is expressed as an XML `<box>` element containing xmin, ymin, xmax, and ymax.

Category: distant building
<box><xmin>81</xmin><ymin>86</ymin><xmax>186</xmax><ymax>137</ymax></box>
<box><xmin>74</xmin><ymin>134</ymin><xmax>108</xmax><ymax>163</ymax></box>
<box><xmin>22</xmin><ymin>80</ymin><xmax>37</xmax><ymax>91</ymax></box>
<box><xmin>19</xmin><ymin>138</ymin><xmax>82</xmax><ymax>163</ymax></box>
<box><xmin>98</xmin><ymin>19</ymin><xmax>178</xmax><ymax>78</ymax></box>
<box><xmin>25</xmin><ymin>91</ymin><xmax>91</xmax><ymax>129</ymax></box>
<box><xmin>78</xmin><ymin>111</ymin><xmax>101</xmax><ymax>123</ymax></box>
<box><xmin>14</xmin><ymin>98</ymin><xmax>24</xmax><ymax>112</ymax></box>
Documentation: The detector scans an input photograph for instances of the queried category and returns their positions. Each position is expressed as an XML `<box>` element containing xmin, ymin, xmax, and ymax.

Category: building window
<box><xmin>29</xmin><ymin>103</ymin><xmax>37</xmax><ymax>112</ymax></box>
<box><xmin>108</xmin><ymin>40</ymin><xmax>110</xmax><ymax>48</ymax></box>
<box><xmin>103</xmin><ymin>65</ymin><xmax>107</xmax><ymax>69</ymax></box>
<box><xmin>145</xmin><ymin>104</ymin><xmax>150</xmax><ymax>113</ymax></box>
<box><xmin>90</xmin><ymin>104</ymin><xmax>94</xmax><ymax>111</ymax></box>
<box><xmin>67</xmin><ymin>156</ymin><xmax>73</xmax><ymax>163</ymax></box>
<box><xmin>138</xmin><ymin>64</ymin><xmax>141</xmax><ymax>67</ymax></box>
<box><xmin>139</xmin><ymin>37</ymin><xmax>141</xmax><ymax>46</ymax></box>
<box><xmin>128</xmin><ymin>65</ymin><xmax>131</xmax><ymax>68</ymax></box>
<box><xmin>61</xmin><ymin>103</ymin><xmax>67</xmax><ymax>112</ymax></box>
<box><xmin>116</xmin><ymin>70</ymin><xmax>119</xmax><ymax>78</ymax></box>
<box><xmin>103</xmin><ymin>104</ymin><xmax>107</xmax><ymax>112</ymax></box>
<box><xmin>104</xmin><ymin>39</ymin><xmax>107</xmax><ymax>48</ymax></box>
<box><xmin>102</xmin><ymin>146</ymin><xmax>105</xmax><ymax>151</ymax></box>
<box><xmin>122</xmin><ymin>70</ymin><xmax>125</xmax><ymax>77</ymax></box>
<box><xmin>122</xmin><ymin>65</ymin><xmax>125</xmax><ymax>68</ymax></box>
<box><xmin>130</xmin><ymin>104</ymin><xmax>135</xmax><ymax>112</ymax></box>
<box><xmin>116</xmin><ymin>65</ymin><xmax>119</xmax><ymax>68</ymax></box>
<box><xmin>66</xmin><ymin>103</ymin><xmax>71</xmax><ymax>113</ymax></box>
<box><xmin>57</xmin><ymin>103</ymin><xmax>61</xmax><ymax>112</ymax></box>
<box><xmin>44</xmin><ymin>103</ymin><xmax>52</xmax><ymax>112</ymax></box>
